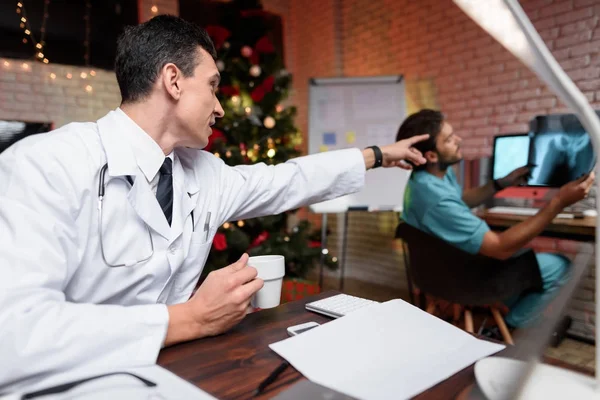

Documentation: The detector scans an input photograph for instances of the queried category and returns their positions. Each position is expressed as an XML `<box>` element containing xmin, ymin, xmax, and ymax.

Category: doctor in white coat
<box><xmin>0</xmin><ymin>15</ymin><xmax>428</xmax><ymax>392</ymax></box>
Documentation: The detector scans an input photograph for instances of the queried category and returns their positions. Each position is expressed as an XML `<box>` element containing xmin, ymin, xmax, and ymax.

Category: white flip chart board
<box><xmin>307</xmin><ymin>76</ymin><xmax>410</xmax><ymax>213</ymax></box>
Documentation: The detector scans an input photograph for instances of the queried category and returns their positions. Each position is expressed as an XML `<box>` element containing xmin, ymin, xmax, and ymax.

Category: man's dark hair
<box><xmin>395</xmin><ymin>109</ymin><xmax>445</xmax><ymax>170</ymax></box>
<box><xmin>115</xmin><ymin>15</ymin><xmax>217</xmax><ymax>103</ymax></box>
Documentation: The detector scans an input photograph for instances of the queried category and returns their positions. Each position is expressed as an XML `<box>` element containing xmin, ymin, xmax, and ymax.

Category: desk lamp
<box><xmin>453</xmin><ymin>0</ymin><xmax>599</xmax><ymax>399</ymax></box>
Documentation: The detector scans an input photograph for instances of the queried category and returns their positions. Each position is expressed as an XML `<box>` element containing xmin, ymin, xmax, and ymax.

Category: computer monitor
<box><xmin>491</xmin><ymin>133</ymin><xmax>531</xmax><ymax>182</ymax></box>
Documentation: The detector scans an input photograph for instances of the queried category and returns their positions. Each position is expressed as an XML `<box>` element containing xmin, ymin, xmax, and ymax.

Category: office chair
<box><xmin>395</xmin><ymin>222</ymin><xmax>544</xmax><ymax>345</ymax></box>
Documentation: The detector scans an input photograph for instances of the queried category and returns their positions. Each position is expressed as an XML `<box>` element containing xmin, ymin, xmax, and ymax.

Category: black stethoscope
<box><xmin>97</xmin><ymin>163</ymin><xmax>154</xmax><ymax>268</ymax></box>
<box><xmin>97</xmin><ymin>162</ymin><xmax>197</xmax><ymax>267</ymax></box>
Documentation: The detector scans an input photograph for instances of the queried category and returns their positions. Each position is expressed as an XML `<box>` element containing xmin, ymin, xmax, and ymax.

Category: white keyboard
<box><xmin>487</xmin><ymin>206</ymin><xmax>574</xmax><ymax>219</ymax></box>
<box><xmin>305</xmin><ymin>294</ymin><xmax>379</xmax><ymax>319</ymax></box>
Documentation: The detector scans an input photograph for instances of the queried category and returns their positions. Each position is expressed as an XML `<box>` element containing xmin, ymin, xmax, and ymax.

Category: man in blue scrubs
<box><xmin>398</xmin><ymin>109</ymin><xmax>594</xmax><ymax>330</ymax></box>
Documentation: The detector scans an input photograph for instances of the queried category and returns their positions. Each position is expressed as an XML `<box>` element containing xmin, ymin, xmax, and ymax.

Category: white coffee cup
<box><xmin>248</xmin><ymin>255</ymin><xmax>285</xmax><ymax>309</ymax></box>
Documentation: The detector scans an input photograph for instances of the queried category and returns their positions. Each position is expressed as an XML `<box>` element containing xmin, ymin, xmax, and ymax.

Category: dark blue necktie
<box><xmin>156</xmin><ymin>158</ymin><xmax>173</xmax><ymax>226</ymax></box>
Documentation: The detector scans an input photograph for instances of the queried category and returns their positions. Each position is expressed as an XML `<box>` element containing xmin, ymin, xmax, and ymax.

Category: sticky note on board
<box><xmin>323</xmin><ymin>132</ymin><xmax>337</xmax><ymax>145</ymax></box>
<box><xmin>319</xmin><ymin>145</ymin><xmax>329</xmax><ymax>152</ymax></box>
<box><xmin>346</xmin><ymin>131</ymin><xmax>356</xmax><ymax>144</ymax></box>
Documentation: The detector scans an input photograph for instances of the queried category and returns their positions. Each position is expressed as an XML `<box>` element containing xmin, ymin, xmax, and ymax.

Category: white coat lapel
<box><xmin>127</xmin><ymin>172</ymin><xmax>171</xmax><ymax>241</ymax></box>
<box><xmin>171</xmin><ymin>153</ymin><xmax>199</xmax><ymax>240</ymax></box>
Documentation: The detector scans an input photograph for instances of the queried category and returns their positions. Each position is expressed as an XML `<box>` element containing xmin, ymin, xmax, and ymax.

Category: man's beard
<box><xmin>438</xmin><ymin>152</ymin><xmax>462</xmax><ymax>171</ymax></box>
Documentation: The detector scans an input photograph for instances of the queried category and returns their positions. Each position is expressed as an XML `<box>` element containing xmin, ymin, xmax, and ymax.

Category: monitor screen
<box><xmin>492</xmin><ymin>134</ymin><xmax>531</xmax><ymax>181</ymax></box>
<box><xmin>528</xmin><ymin>130</ymin><xmax>594</xmax><ymax>186</ymax></box>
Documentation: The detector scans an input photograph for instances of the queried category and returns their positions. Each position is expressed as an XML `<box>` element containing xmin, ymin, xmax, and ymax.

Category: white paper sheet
<box><xmin>270</xmin><ymin>299</ymin><xmax>505</xmax><ymax>400</ymax></box>
<box><xmin>366</xmin><ymin>124</ymin><xmax>398</xmax><ymax>147</ymax></box>
<box><xmin>2</xmin><ymin>365</ymin><xmax>215</xmax><ymax>400</ymax></box>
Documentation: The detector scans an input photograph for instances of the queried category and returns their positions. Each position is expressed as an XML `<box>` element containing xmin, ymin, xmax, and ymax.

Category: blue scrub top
<box><xmin>402</xmin><ymin>168</ymin><xmax>490</xmax><ymax>254</ymax></box>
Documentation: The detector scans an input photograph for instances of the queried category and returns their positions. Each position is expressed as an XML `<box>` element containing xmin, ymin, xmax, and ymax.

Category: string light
<box><xmin>17</xmin><ymin>0</ymin><xmax>51</xmax><ymax>64</ymax></box>
<box><xmin>284</xmin><ymin>236</ymin><xmax>290</xmax><ymax>242</ymax></box>
<box><xmin>267</xmin><ymin>148</ymin><xmax>276</xmax><ymax>158</ymax></box>
<box><xmin>253</xmin><ymin>144</ymin><xmax>260</xmax><ymax>151</ymax></box>
<box><xmin>332</xmin><ymin>257</ymin><xmax>338</xmax><ymax>262</ymax></box>
<box><xmin>151</xmin><ymin>5</ymin><xmax>158</xmax><ymax>13</ymax></box>
<box><xmin>80</xmin><ymin>72</ymin><xmax>87</xmax><ymax>79</ymax></box>
<box><xmin>85</xmin><ymin>85</ymin><xmax>93</xmax><ymax>93</ymax></box>
<box><xmin>21</xmin><ymin>62</ymin><xmax>29</xmax><ymax>70</ymax></box>
<box><xmin>322</xmin><ymin>249</ymin><xmax>329</xmax><ymax>255</ymax></box>
<box><xmin>244</xmin><ymin>106</ymin><xmax>251</xmax><ymax>115</ymax></box>
<box><xmin>214</xmin><ymin>152</ymin><xmax>220</xmax><ymax>158</ymax></box>
<box><xmin>90</xmin><ymin>70</ymin><xmax>96</xmax><ymax>77</ymax></box>
<box><xmin>225</xmin><ymin>150</ymin><xmax>232</xmax><ymax>158</ymax></box>
<box><xmin>231</xmin><ymin>95</ymin><xmax>240</xmax><ymax>106</ymax></box>
<box><xmin>3</xmin><ymin>61</ymin><xmax>10</xmax><ymax>68</ymax></box>
<box><xmin>223</xmin><ymin>222</ymin><xmax>231</xmax><ymax>229</ymax></box>
<box><xmin>49</xmin><ymin>73</ymin><xmax>56</xmax><ymax>79</ymax></box>
<box><xmin>66</xmin><ymin>73</ymin><xmax>72</xmax><ymax>79</ymax></box>
<box><xmin>237</xmin><ymin>220</ymin><xmax>245</xmax><ymax>227</ymax></box>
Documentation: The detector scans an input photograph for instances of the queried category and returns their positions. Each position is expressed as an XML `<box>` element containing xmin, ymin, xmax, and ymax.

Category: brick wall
<box><xmin>0</xmin><ymin>60</ymin><xmax>121</xmax><ymax>129</ymax></box>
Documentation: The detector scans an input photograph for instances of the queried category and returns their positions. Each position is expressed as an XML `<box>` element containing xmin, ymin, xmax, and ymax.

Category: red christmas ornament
<box><xmin>205</xmin><ymin>128</ymin><xmax>226</xmax><ymax>152</ymax></box>
<box><xmin>255</xmin><ymin>36</ymin><xmax>275</xmax><ymax>54</ymax></box>
<box><xmin>205</xmin><ymin>26</ymin><xmax>231</xmax><ymax>50</ymax></box>
<box><xmin>308</xmin><ymin>241</ymin><xmax>322</xmax><ymax>248</ymax></box>
<box><xmin>249</xmin><ymin>231</ymin><xmax>269</xmax><ymax>249</ymax></box>
<box><xmin>250</xmin><ymin>75</ymin><xmax>275</xmax><ymax>102</ymax></box>
<box><xmin>213</xmin><ymin>232</ymin><xmax>227</xmax><ymax>251</ymax></box>
<box><xmin>241</xmin><ymin>46</ymin><xmax>253</xmax><ymax>58</ymax></box>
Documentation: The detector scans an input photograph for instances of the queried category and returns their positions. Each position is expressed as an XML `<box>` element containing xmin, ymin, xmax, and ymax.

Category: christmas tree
<box><xmin>201</xmin><ymin>0</ymin><xmax>338</xmax><ymax>279</ymax></box>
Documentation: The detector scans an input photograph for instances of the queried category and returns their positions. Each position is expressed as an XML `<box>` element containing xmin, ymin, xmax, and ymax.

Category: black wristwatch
<box><xmin>366</xmin><ymin>145</ymin><xmax>383</xmax><ymax>168</ymax></box>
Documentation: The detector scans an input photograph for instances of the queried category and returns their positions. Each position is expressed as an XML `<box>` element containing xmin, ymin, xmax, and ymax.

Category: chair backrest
<box><xmin>395</xmin><ymin>222</ymin><xmax>543</xmax><ymax>306</ymax></box>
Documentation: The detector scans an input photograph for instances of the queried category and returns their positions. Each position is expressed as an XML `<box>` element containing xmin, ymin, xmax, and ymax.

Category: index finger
<box><xmin>404</xmin><ymin>134</ymin><xmax>430</xmax><ymax>146</ymax></box>
<box><xmin>225</xmin><ymin>253</ymin><xmax>249</xmax><ymax>273</ymax></box>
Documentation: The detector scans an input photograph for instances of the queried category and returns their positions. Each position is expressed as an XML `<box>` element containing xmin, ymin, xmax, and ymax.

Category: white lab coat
<box><xmin>0</xmin><ymin>109</ymin><xmax>365</xmax><ymax>392</ymax></box>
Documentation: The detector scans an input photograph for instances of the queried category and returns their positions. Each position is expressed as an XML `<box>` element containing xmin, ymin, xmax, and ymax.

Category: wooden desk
<box><xmin>479</xmin><ymin>210</ymin><xmax>596</xmax><ymax>242</ymax></box>
<box><xmin>157</xmin><ymin>291</ymin><xmax>592</xmax><ymax>399</ymax></box>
